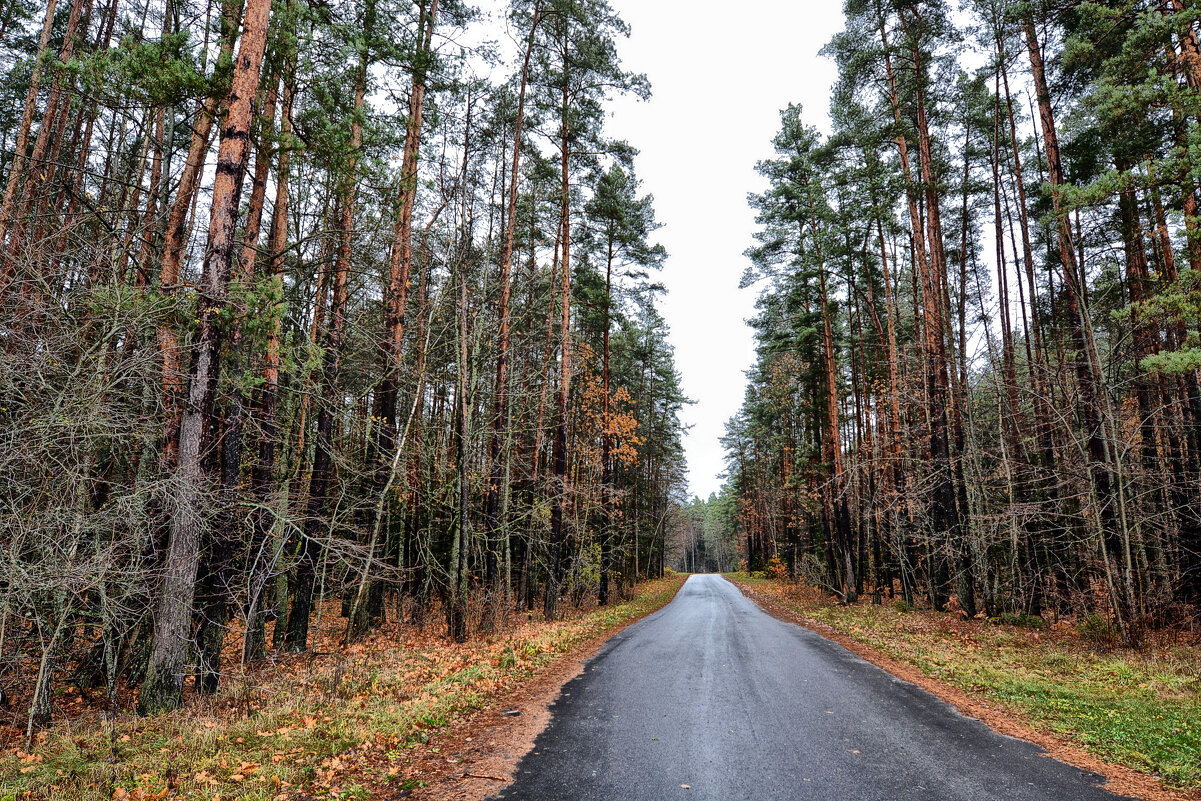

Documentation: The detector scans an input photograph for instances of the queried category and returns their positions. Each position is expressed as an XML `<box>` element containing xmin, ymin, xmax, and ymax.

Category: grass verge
<box><xmin>0</xmin><ymin>574</ymin><xmax>684</xmax><ymax>801</ymax></box>
<box><xmin>727</xmin><ymin>573</ymin><xmax>1201</xmax><ymax>796</ymax></box>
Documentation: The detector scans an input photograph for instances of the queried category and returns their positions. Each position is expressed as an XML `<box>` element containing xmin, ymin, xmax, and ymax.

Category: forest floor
<box><xmin>727</xmin><ymin>573</ymin><xmax>1201</xmax><ymax>801</ymax></box>
<box><xmin>0</xmin><ymin>574</ymin><xmax>685</xmax><ymax>801</ymax></box>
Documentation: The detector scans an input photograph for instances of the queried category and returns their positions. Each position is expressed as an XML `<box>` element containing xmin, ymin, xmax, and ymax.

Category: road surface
<box><xmin>493</xmin><ymin>573</ymin><xmax>1129</xmax><ymax>801</ymax></box>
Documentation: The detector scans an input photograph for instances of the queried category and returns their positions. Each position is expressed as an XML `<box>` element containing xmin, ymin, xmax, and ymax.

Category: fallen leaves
<box><xmin>111</xmin><ymin>787</ymin><xmax>169</xmax><ymax>801</ymax></box>
<box><xmin>1</xmin><ymin>579</ymin><xmax>689</xmax><ymax>801</ymax></box>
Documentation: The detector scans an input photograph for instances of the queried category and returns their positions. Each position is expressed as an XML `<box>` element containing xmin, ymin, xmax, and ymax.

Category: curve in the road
<box><xmin>493</xmin><ymin>573</ymin><xmax>1131</xmax><ymax>801</ymax></box>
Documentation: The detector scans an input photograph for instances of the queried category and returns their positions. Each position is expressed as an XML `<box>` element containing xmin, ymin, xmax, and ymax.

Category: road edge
<box><xmin>724</xmin><ymin>575</ymin><xmax>1195</xmax><ymax>801</ymax></box>
<box><xmin>404</xmin><ymin>576</ymin><xmax>688</xmax><ymax>801</ymax></box>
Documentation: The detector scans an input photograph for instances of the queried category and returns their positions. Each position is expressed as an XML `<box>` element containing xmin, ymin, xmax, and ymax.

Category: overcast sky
<box><xmin>599</xmin><ymin>2</ymin><xmax>847</xmax><ymax>498</ymax></box>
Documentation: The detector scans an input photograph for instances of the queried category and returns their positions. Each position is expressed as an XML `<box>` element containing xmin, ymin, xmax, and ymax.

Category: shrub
<box><xmin>498</xmin><ymin>646</ymin><xmax>518</xmax><ymax>669</ymax></box>
<box><xmin>1078</xmin><ymin>612</ymin><xmax>1122</xmax><ymax>650</ymax></box>
<box><xmin>987</xmin><ymin>612</ymin><xmax>1047</xmax><ymax>629</ymax></box>
<box><xmin>766</xmin><ymin>556</ymin><xmax>789</xmax><ymax>580</ymax></box>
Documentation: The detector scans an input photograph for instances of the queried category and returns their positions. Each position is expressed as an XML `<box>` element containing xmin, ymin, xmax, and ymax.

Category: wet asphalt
<box><xmin>492</xmin><ymin>573</ymin><xmax>1131</xmax><ymax>801</ymax></box>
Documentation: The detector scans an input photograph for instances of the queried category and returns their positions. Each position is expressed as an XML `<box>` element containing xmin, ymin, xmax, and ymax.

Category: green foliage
<box><xmin>498</xmin><ymin>646</ymin><xmax>518</xmax><ymax>668</ymax></box>
<box><xmin>1141</xmin><ymin>348</ymin><xmax>1201</xmax><ymax>376</ymax></box>
<box><xmin>987</xmin><ymin>612</ymin><xmax>1047</xmax><ymax>630</ymax></box>
<box><xmin>72</xmin><ymin>32</ymin><xmax>208</xmax><ymax>106</ymax></box>
<box><xmin>1077</xmin><ymin>613</ymin><xmax>1123</xmax><ymax>651</ymax></box>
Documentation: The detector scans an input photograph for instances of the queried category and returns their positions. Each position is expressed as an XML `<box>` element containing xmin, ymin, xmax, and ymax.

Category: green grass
<box><xmin>0</xmin><ymin>575</ymin><xmax>684</xmax><ymax>801</ymax></box>
<box><xmin>728</xmin><ymin>572</ymin><xmax>1201</xmax><ymax>789</ymax></box>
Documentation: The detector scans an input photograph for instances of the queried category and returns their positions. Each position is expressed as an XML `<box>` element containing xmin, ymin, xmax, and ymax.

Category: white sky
<box><xmin>601</xmin><ymin>2</ymin><xmax>846</xmax><ymax>499</ymax></box>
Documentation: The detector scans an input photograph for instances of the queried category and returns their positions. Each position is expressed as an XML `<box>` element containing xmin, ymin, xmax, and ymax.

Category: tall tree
<box><xmin>139</xmin><ymin>0</ymin><xmax>274</xmax><ymax>714</ymax></box>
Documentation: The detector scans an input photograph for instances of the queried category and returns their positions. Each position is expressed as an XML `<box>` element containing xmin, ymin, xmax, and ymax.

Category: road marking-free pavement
<box><xmin>493</xmin><ymin>573</ymin><xmax>1130</xmax><ymax>801</ymax></box>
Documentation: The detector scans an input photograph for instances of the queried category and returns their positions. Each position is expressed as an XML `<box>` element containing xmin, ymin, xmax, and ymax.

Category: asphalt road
<box><xmin>493</xmin><ymin>573</ymin><xmax>1131</xmax><ymax>801</ymax></box>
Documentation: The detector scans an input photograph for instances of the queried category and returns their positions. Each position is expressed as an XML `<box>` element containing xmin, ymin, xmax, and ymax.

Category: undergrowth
<box><xmin>0</xmin><ymin>575</ymin><xmax>684</xmax><ymax>801</ymax></box>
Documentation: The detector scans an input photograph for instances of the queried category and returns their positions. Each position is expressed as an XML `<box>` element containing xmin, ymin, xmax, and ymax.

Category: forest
<box><xmin>0</xmin><ymin>0</ymin><xmax>691</xmax><ymax>734</ymax></box>
<box><xmin>725</xmin><ymin>0</ymin><xmax>1201</xmax><ymax>648</ymax></box>
<box><xmin>6</xmin><ymin>0</ymin><xmax>1201</xmax><ymax>752</ymax></box>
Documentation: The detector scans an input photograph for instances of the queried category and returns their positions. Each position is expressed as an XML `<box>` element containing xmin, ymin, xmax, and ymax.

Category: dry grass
<box><xmin>0</xmin><ymin>575</ymin><xmax>685</xmax><ymax>801</ymax></box>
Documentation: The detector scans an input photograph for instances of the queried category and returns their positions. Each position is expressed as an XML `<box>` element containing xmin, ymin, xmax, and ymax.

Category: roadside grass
<box><xmin>727</xmin><ymin>573</ymin><xmax>1201</xmax><ymax>790</ymax></box>
<box><xmin>0</xmin><ymin>575</ymin><xmax>684</xmax><ymax>801</ymax></box>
